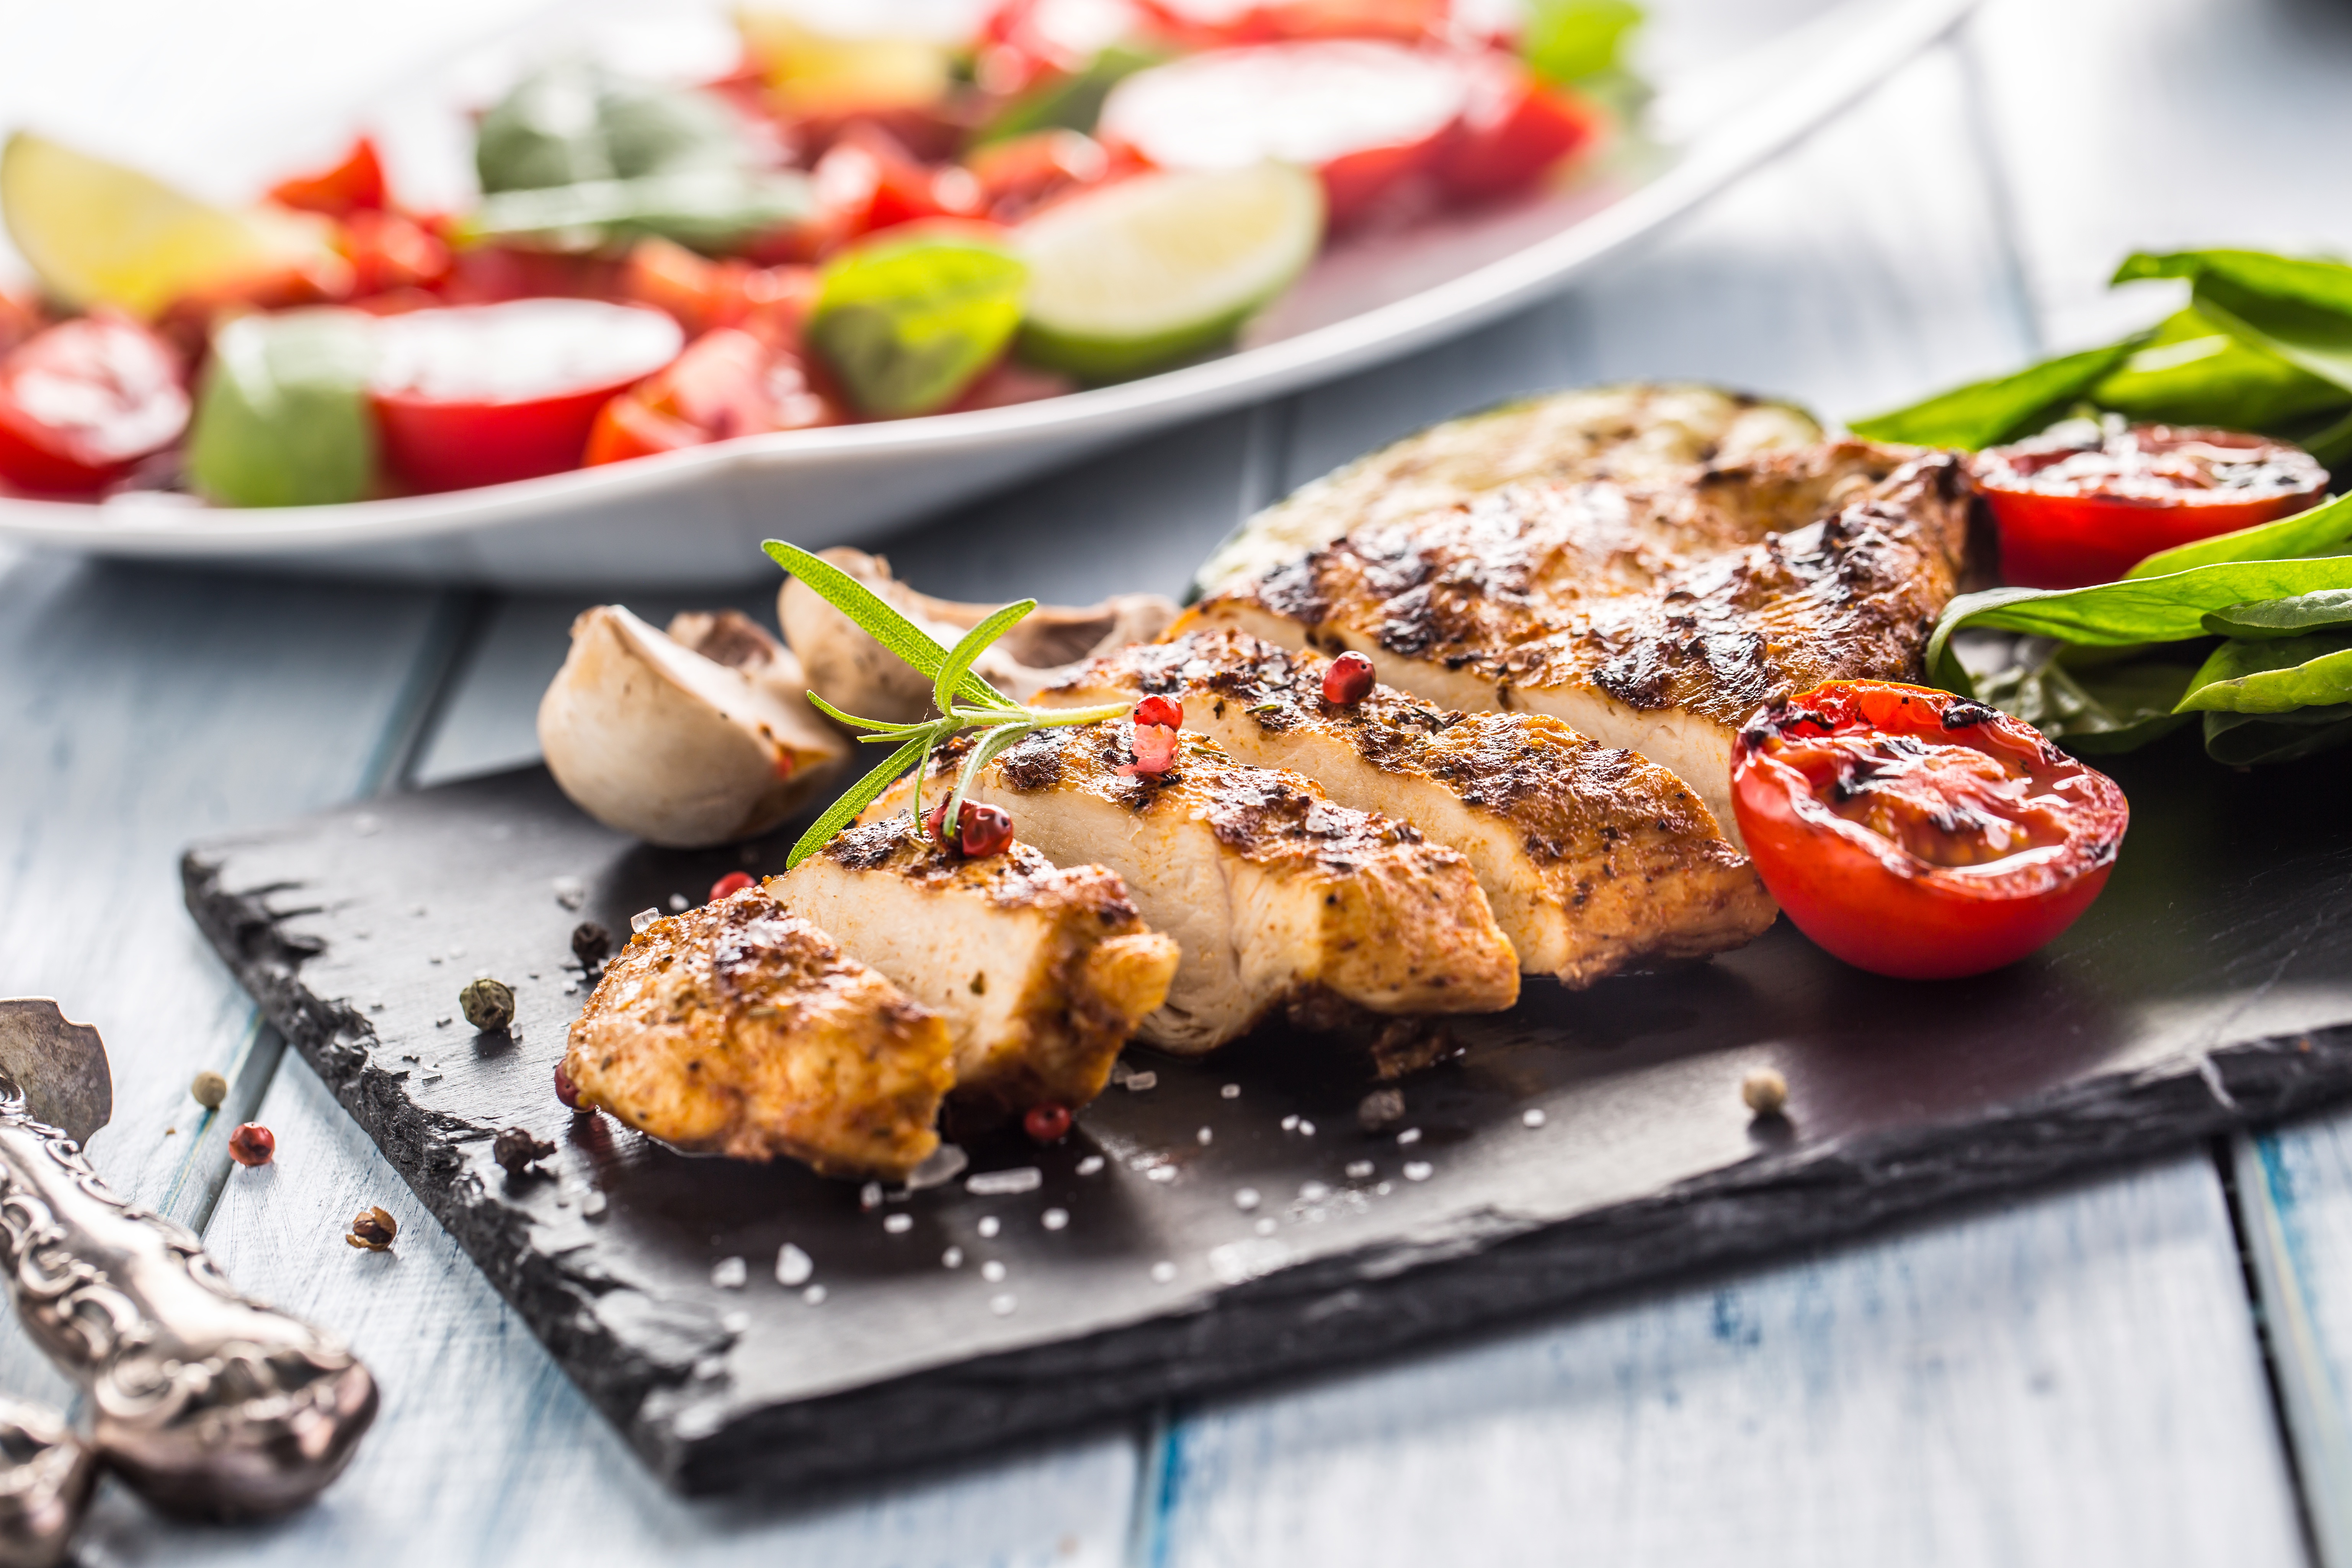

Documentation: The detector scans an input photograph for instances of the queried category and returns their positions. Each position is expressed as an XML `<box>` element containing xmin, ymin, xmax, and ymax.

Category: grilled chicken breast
<box><xmin>1194</xmin><ymin>443</ymin><xmax>1972</xmax><ymax>838</ymax></box>
<box><xmin>863</xmin><ymin>729</ymin><xmax>1521</xmax><ymax>1054</ymax></box>
<box><xmin>1037</xmin><ymin>628</ymin><xmax>1776</xmax><ymax>986</ymax></box>
<box><xmin>563</xmin><ymin>889</ymin><xmax>954</xmax><ymax>1180</ymax></box>
<box><xmin>1193</xmin><ymin>384</ymin><xmax>1823</xmax><ymax>598</ymax></box>
<box><xmin>772</xmin><ymin>826</ymin><xmax>1180</xmax><ymax>1123</ymax></box>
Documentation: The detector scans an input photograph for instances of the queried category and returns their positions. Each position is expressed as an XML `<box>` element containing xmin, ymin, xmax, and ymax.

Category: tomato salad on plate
<box><xmin>0</xmin><ymin>0</ymin><xmax>1637</xmax><ymax>507</ymax></box>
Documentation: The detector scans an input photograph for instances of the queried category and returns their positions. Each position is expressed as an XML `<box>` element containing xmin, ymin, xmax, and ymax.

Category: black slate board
<box><xmin>185</xmin><ymin>744</ymin><xmax>2352</xmax><ymax>1495</ymax></box>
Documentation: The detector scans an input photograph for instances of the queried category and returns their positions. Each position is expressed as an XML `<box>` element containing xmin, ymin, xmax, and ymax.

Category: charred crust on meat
<box><xmin>996</xmin><ymin>732</ymin><xmax>1066</xmax><ymax>792</ymax></box>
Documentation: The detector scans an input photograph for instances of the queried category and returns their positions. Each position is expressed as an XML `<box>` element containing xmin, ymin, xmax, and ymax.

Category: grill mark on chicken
<box><xmin>862</xmin><ymin>728</ymin><xmax>1520</xmax><ymax>1054</ymax></box>
<box><xmin>778</xmin><ymin>826</ymin><xmax>1179</xmax><ymax>1125</ymax></box>
<box><xmin>563</xmin><ymin>892</ymin><xmax>954</xmax><ymax>1180</ymax></box>
<box><xmin>1039</xmin><ymin>629</ymin><xmax>1777</xmax><ymax>986</ymax></box>
<box><xmin>1190</xmin><ymin>442</ymin><xmax>1970</xmax><ymax>840</ymax></box>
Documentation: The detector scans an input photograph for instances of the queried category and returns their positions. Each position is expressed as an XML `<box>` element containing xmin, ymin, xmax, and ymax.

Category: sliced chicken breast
<box><xmin>862</xmin><ymin>729</ymin><xmax>1521</xmax><ymax>1054</ymax></box>
<box><xmin>773</xmin><ymin>825</ymin><xmax>1179</xmax><ymax>1123</ymax></box>
<box><xmin>1193</xmin><ymin>445</ymin><xmax>1972</xmax><ymax>838</ymax></box>
<box><xmin>1037</xmin><ymin>628</ymin><xmax>1777</xmax><ymax>986</ymax></box>
<box><xmin>563</xmin><ymin>889</ymin><xmax>954</xmax><ymax>1180</ymax></box>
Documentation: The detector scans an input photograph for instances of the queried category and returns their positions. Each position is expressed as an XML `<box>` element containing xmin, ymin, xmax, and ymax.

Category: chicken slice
<box><xmin>563</xmin><ymin>889</ymin><xmax>953</xmax><ymax>1180</ymax></box>
<box><xmin>772</xmin><ymin>825</ymin><xmax>1180</xmax><ymax>1124</ymax></box>
<box><xmin>1193</xmin><ymin>445</ymin><xmax>1971</xmax><ymax>838</ymax></box>
<box><xmin>1037</xmin><ymin>628</ymin><xmax>1776</xmax><ymax>987</ymax></box>
<box><xmin>862</xmin><ymin>729</ymin><xmax>1521</xmax><ymax>1054</ymax></box>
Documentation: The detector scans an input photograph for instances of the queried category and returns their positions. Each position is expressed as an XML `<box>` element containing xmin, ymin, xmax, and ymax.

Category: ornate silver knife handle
<box><xmin>0</xmin><ymin>1074</ymin><xmax>377</xmax><ymax>1520</ymax></box>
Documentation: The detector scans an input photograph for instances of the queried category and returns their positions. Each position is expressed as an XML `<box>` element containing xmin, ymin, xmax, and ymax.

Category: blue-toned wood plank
<box><xmin>0</xmin><ymin>552</ymin><xmax>448</xmax><ymax>1402</ymax></box>
<box><xmin>2237</xmin><ymin>1127</ymin><xmax>2352</xmax><ymax>1567</ymax></box>
<box><xmin>69</xmin><ymin>1042</ymin><xmax>1142</xmax><ymax>1566</ymax></box>
<box><xmin>1145</xmin><ymin>1156</ymin><xmax>2304</xmax><ymax>1568</ymax></box>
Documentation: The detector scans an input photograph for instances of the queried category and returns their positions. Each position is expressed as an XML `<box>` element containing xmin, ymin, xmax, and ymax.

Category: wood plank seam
<box><xmin>2213</xmin><ymin>1135</ymin><xmax>2327</xmax><ymax>1565</ymax></box>
<box><xmin>371</xmin><ymin>591</ymin><xmax>497</xmax><ymax>795</ymax></box>
<box><xmin>2234</xmin><ymin>1130</ymin><xmax>2352</xmax><ymax>1568</ymax></box>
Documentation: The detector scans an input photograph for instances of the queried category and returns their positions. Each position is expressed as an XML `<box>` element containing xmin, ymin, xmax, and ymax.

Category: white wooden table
<box><xmin>7</xmin><ymin>0</ymin><xmax>2352</xmax><ymax>1560</ymax></box>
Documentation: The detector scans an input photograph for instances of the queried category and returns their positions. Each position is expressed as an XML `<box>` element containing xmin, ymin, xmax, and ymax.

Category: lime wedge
<box><xmin>1</xmin><ymin>132</ymin><xmax>333</xmax><ymax>318</ymax></box>
<box><xmin>1014</xmin><ymin>162</ymin><xmax>1323</xmax><ymax>383</ymax></box>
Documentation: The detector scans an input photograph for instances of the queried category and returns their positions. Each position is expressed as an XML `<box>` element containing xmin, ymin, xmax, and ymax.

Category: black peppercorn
<box><xmin>494</xmin><ymin>1125</ymin><xmax>556</xmax><ymax>1175</ymax></box>
<box><xmin>571</xmin><ymin>921</ymin><xmax>612</xmax><ymax>971</ymax></box>
<box><xmin>460</xmin><ymin>977</ymin><xmax>515</xmax><ymax>1032</ymax></box>
<box><xmin>346</xmin><ymin>1206</ymin><xmax>397</xmax><ymax>1251</ymax></box>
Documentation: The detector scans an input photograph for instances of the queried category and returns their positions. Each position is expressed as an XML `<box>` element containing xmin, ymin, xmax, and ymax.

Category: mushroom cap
<box><xmin>538</xmin><ymin>604</ymin><xmax>848</xmax><ymax>848</ymax></box>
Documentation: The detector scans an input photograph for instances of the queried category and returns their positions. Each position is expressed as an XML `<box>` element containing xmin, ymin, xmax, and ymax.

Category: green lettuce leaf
<box><xmin>2177</xmin><ymin>630</ymin><xmax>2352</xmax><ymax>714</ymax></box>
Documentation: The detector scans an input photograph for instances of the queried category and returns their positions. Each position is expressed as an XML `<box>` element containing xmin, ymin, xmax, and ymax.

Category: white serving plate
<box><xmin>0</xmin><ymin>0</ymin><xmax>1975</xmax><ymax>587</ymax></box>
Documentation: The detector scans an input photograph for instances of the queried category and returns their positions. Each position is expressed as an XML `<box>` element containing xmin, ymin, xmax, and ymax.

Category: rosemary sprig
<box><xmin>764</xmin><ymin>541</ymin><xmax>1129</xmax><ymax>868</ymax></box>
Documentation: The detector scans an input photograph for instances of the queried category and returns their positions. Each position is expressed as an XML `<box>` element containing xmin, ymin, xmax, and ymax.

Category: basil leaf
<box><xmin>2177</xmin><ymin>630</ymin><xmax>2352</xmax><ymax>714</ymax></box>
<box><xmin>466</xmin><ymin>168</ymin><xmax>810</xmax><ymax>254</ymax></box>
<box><xmin>1849</xmin><ymin>338</ymin><xmax>2143</xmax><ymax>450</ymax></box>
<box><xmin>806</xmin><ymin>232</ymin><xmax>1027</xmax><ymax>418</ymax></box>
<box><xmin>2117</xmin><ymin>250</ymin><xmax>2352</xmax><ymax>392</ymax></box>
<box><xmin>1523</xmin><ymin>0</ymin><xmax>1643</xmax><ymax>86</ymax></box>
<box><xmin>187</xmin><ymin>309</ymin><xmax>377</xmax><ymax>508</ymax></box>
<box><xmin>2201</xmin><ymin>589</ymin><xmax>2352</xmax><ymax>640</ymax></box>
<box><xmin>477</xmin><ymin>62</ymin><xmax>742</xmax><ymax>194</ymax></box>
<box><xmin>2127</xmin><ymin>488</ymin><xmax>2352</xmax><ymax>578</ymax></box>
<box><xmin>1928</xmin><ymin>555</ymin><xmax>2352</xmax><ymax>688</ymax></box>
<box><xmin>1975</xmin><ymin>643</ymin><xmax>2197</xmax><ymax>753</ymax></box>
<box><xmin>2089</xmin><ymin>307</ymin><xmax>2351</xmax><ymax>432</ymax></box>
<box><xmin>2204</xmin><ymin>705</ymin><xmax>2352</xmax><ymax>766</ymax></box>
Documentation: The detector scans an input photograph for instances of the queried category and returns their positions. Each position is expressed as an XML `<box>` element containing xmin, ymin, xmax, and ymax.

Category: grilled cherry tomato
<box><xmin>267</xmin><ymin>136</ymin><xmax>389</xmax><ymax>216</ymax></box>
<box><xmin>1097</xmin><ymin>40</ymin><xmax>1471</xmax><ymax>224</ymax></box>
<box><xmin>1435</xmin><ymin>56</ymin><xmax>1601</xmax><ymax>203</ymax></box>
<box><xmin>1974</xmin><ymin>421</ymin><xmax>2326</xmax><ymax>589</ymax></box>
<box><xmin>368</xmin><ymin>300</ymin><xmax>683</xmax><ymax>491</ymax></box>
<box><xmin>1731</xmin><ymin>681</ymin><xmax>2128</xmax><ymax>981</ymax></box>
<box><xmin>583</xmin><ymin>327</ymin><xmax>838</xmax><ymax>466</ymax></box>
<box><xmin>0</xmin><ymin>313</ymin><xmax>188</xmax><ymax>494</ymax></box>
<box><xmin>1135</xmin><ymin>0</ymin><xmax>1447</xmax><ymax>45</ymax></box>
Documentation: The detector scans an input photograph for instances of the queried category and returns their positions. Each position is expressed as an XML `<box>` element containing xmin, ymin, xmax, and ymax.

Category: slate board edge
<box><xmin>183</xmin><ymin>845</ymin><xmax>2352</xmax><ymax>1497</ymax></box>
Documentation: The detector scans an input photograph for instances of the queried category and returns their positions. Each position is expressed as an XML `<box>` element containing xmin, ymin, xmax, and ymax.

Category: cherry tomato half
<box><xmin>1434</xmin><ymin>56</ymin><xmax>1602</xmax><ymax>204</ymax></box>
<box><xmin>1097</xmin><ymin>40</ymin><xmax>1471</xmax><ymax>224</ymax></box>
<box><xmin>369</xmin><ymin>300</ymin><xmax>683</xmax><ymax>491</ymax></box>
<box><xmin>0</xmin><ymin>313</ymin><xmax>188</xmax><ymax>494</ymax></box>
<box><xmin>1730</xmin><ymin>681</ymin><xmax>2128</xmax><ymax>981</ymax></box>
<box><xmin>1973</xmin><ymin>421</ymin><xmax>2326</xmax><ymax>589</ymax></box>
<box><xmin>583</xmin><ymin>327</ymin><xmax>838</xmax><ymax>466</ymax></box>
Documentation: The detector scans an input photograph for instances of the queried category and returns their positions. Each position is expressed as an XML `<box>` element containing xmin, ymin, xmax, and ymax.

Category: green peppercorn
<box><xmin>460</xmin><ymin>977</ymin><xmax>516</xmax><ymax>1032</ymax></box>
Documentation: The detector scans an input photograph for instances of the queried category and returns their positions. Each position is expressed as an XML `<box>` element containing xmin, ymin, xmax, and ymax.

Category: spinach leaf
<box><xmin>2177</xmin><ymin>630</ymin><xmax>2352</xmax><ymax>713</ymax></box>
<box><xmin>1928</xmin><ymin>554</ymin><xmax>2352</xmax><ymax>688</ymax></box>
<box><xmin>2127</xmin><ymin>488</ymin><xmax>2352</xmax><ymax>578</ymax></box>
<box><xmin>2117</xmin><ymin>250</ymin><xmax>2352</xmax><ymax>393</ymax></box>
<box><xmin>2204</xmin><ymin>706</ymin><xmax>2352</xmax><ymax>766</ymax></box>
<box><xmin>1848</xmin><ymin>338</ymin><xmax>2141</xmax><ymax>450</ymax></box>
<box><xmin>1974</xmin><ymin>642</ymin><xmax>2197</xmax><ymax>753</ymax></box>
<box><xmin>2201</xmin><ymin>588</ymin><xmax>2352</xmax><ymax>639</ymax></box>
<box><xmin>2089</xmin><ymin>307</ymin><xmax>2350</xmax><ymax>432</ymax></box>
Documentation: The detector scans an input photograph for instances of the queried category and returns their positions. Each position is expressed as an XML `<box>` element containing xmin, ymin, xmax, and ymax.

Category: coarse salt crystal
<box><xmin>1220</xmin><ymin>1083</ymin><xmax>1241</xmax><ymax>1099</ymax></box>
<box><xmin>942</xmin><ymin>1247</ymin><xmax>964</xmax><ymax>1269</ymax></box>
<box><xmin>1375</xmin><ymin>1181</ymin><xmax>1393</xmax><ymax>1196</ymax></box>
<box><xmin>978</xmin><ymin>1217</ymin><xmax>1001</xmax><ymax>1238</ymax></box>
<box><xmin>860</xmin><ymin>1182</ymin><xmax>884</xmax><ymax>1211</ymax></box>
<box><xmin>1297</xmin><ymin>1120</ymin><xmax>1315</xmax><ymax>1137</ymax></box>
<box><xmin>1124</xmin><ymin>1071</ymin><xmax>1158</xmax><ymax>1092</ymax></box>
<box><xmin>776</xmin><ymin>1244</ymin><xmax>813</xmax><ymax>1287</ymax></box>
<box><xmin>710</xmin><ymin>1256</ymin><xmax>746</xmax><ymax>1289</ymax></box>
<box><xmin>802</xmin><ymin>1284</ymin><xmax>827</xmax><ymax>1306</ymax></box>
<box><xmin>1396</xmin><ymin>1127</ymin><xmax>1422</xmax><ymax>1146</ymax></box>
<box><xmin>721</xmin><ymin>1310</ymin><xmax>750</xmax><ymax>1334</ymax></box>
<box><xmin>967</xmin><ymin>1167</ymin><xmax>1042</xmax><ymax>1197</ymax></box>
<box><xmin>1404</xmin><ymin>1161</ymin><xmax>1433</xmax><ymax>1182</ymax></box>
<box><xmin>1197</xmin><ymin>1127</ymin><xmax>1214</xmax><ymax>1145</ymax></box>
<box><xmin>990</xmin><ymin>1293</ymin><xmax>1017</xmax><ymax>1316</ymax></box>
<box><xmin>552</xmin><ymin>877</ymin><xmax>586</xmax><ymax>910</ymax></box>
<box><xmin>1146</xmin><ymin>1166</ymin><xmax>1176</xmax><ymax>1183</ymax></box>
<box><xmin>667</xmin><ymin>893</ymin><xmax>689</xmax><ymax>911</ymax></box>
<box><xmin>1345</xmin><ymin>1161</ymin><xmax>1374</xmax><ymax>1180</ymax></box>
<box><xmin>1150</xmin><ymin>1261</ymin><xmax>1178</xmax><ymax>1284</ymax></box>
<box><xmin>630</xmin><ymin>908</ymin><xmax>660</xmax><ymax>934</ymax></box>
<box><xmin>1298</xmin><ymin>1181</ymin><xmax>1330</xmax><ymax>1202</ymax></box>
<box><xmin>1281</xmin><ymin>1114</ymin><xmax>1299</xmax><ymax>1131</ymax></box>
<box><xmin>883</xmin><ymin>1214</ymin><xmax>912</xmax><ymax>1235</ymax></box>
<box><xmin>906</xmin><ymin>1143</ymin><xmax>969</xmax><ymax>1191</ymax></box>
<box><xmin>982</xmin><ymin>1260</ymin><xmax>1007</xmax><ymax>1283</ymax></box>
<box><xmin>1076</xmin><ymin>1155</ymin><xmax>1105</xmax><ymax>1176</ymax></box>
<box><xmin>1254</xmin><ymin>1217</ymin><xmax>1277</xmax><ymax>1236</ymax></box>
<box><xmin>1523</xmin><ymin>1108</ymin><xmax>1547</xmax><ymax>1128</ymax></box>
<box><xmin>1042</xmin><ymin>1208</ymin><xmax>1069</xmax><ymax>1231</ymax></box>
<box><xmin>1234</xmin><ymin>1187</ymin><xmax>1261</xmax><ymax>1211</ymax></box>
<box><xmin>582</xmin><ymin>1191</ymin><xmax>608</xmax><ymax>1218</ymax></box>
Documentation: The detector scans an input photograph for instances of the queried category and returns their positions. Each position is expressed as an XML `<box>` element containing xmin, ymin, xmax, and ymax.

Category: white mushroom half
<box><xmin>538</xmin><ymin>604</ymin><xmax>849</xmax><ymax>848</ymax></box>
<box><xmin>779</xmin><ymin>547</ymin><xmax>1179</xmax><ymax>725</ymax></box>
